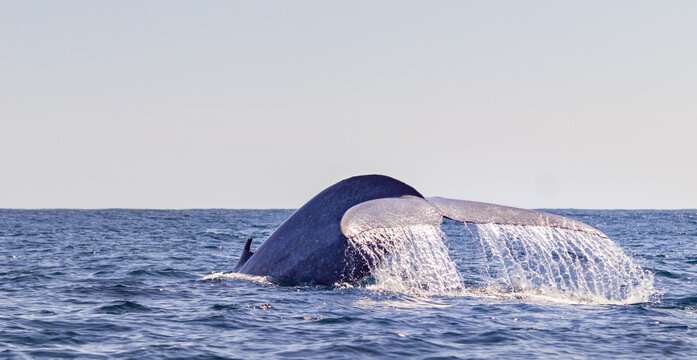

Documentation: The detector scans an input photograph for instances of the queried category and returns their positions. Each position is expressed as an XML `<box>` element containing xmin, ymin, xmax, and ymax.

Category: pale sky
<box><xmin>1</xmin><ymin>1</ymin><xmax>695</xmax><ymax>209</ymax></box>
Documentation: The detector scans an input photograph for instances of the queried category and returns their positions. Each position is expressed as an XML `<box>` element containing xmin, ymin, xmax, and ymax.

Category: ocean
<box><xmin>1</xmin><ymin>209</ymin><xmax>695</xmax><ymax>359</ymax></box>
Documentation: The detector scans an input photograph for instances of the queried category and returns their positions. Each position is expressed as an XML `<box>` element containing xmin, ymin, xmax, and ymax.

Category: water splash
<box><xmin>348</xmin><ymin>225</ymin><xmax>463</xmax><ymax>296</ymax></box>
<box><xmin>474</xmin><ymin>224</ymin><xmax>655</xmax><ymax>303</ymax></box>
<box><xmin>203</xmin><ymin>272</ymin><xmax>273</xmax><ymax>285</ymax></box>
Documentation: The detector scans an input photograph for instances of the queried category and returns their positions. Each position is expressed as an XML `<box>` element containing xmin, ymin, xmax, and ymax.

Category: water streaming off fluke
<box><xmin>347</xmin><ymin>222</ymin><xmax>655</xmax><ymax>304</ymax></box>
<box><xmin>473</xmin><ymin>223</ymin><xmax>655</xmax><ymax>303</ymax></box>
<box><xmin>347</xmin><ymin>225</ymin><xmax>463</xmax><ymax>296</ymax></box>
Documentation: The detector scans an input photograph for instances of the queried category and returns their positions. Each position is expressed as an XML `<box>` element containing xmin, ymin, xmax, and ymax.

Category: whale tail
<box><xmin>341</xmin><ymin>196</ymin><xmax>607</xmax><ymax>239</ymax></box>
<box><xmin>234</xmin><ymin>238</ymin><xmax>254</xmax><ymax>271</ymax></box>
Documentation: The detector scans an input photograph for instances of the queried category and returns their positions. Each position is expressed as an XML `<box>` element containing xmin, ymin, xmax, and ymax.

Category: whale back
<box><xmin>237</xmin><ymin>175</ymin><xmax>423</xmax><ymax>284</ymax></box>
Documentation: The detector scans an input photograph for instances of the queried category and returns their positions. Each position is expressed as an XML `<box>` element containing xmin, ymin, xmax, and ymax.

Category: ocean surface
<box><xmin>1</xmin><ymin>209</ymin><xmax>696</xmax><ymax>359</ymax></box>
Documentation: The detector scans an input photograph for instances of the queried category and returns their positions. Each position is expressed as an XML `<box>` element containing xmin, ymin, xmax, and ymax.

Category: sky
<box><xmin>1</xmin><ymin>1</ymin><xmax>695</xmax><ymax>209</ymax></box>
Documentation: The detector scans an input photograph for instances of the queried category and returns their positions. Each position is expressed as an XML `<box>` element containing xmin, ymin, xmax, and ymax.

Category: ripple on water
<box><xmin>2</xmin><ymin>209</ymin><xmax>696</xmax><ymax>359</ymax></box>
<box><xmin>96</xmin><ymin>301</ymin><xmax>154</xmax><ymax>315</ymax></box>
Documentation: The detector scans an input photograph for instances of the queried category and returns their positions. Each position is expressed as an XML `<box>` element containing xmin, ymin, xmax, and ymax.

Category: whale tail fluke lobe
<box><xmin>340</xmin><ymin>196</ymin><xmax>607</xmax><ymax>239</ymax></box>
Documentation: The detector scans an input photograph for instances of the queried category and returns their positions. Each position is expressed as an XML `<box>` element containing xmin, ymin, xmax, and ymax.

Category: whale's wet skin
<box><xmin>2</xmin><ymin>208</ymin><xmax>696</xmax><ymax>358</ymax></box>
<box><xmin>231</xmin><ymin>175</ymin><xmax>625</xmax><ymax>288</ymax></box>
<box><xmin>229</xmin><ymin>175</ymin><xmax>654</xmax><ymax>307</ymax></box>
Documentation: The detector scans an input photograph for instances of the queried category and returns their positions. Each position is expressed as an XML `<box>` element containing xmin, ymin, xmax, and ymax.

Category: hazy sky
<box><xmin>1</xmin><ymin>1</ymin><xmax>695</xmax><ymax>209</ymax></box>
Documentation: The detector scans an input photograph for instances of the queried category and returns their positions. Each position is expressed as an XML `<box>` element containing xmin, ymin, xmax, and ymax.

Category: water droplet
<box><xmin>348</xmin><ymin>225</ymin><xmax>462</xmax><ymax>296</ymax></box>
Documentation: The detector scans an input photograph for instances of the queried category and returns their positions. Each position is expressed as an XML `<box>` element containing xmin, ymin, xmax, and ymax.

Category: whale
<box><xmin>234</xmin><ymin>174</ymin><xmax>606</xmax><ymax>285</ymax></box>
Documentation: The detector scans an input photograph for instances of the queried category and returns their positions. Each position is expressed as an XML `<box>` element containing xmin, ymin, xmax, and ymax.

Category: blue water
<box><xmin>1</xmin><ymin>209</ymin><xmax>696</xmax><ymax>358</ymax></box>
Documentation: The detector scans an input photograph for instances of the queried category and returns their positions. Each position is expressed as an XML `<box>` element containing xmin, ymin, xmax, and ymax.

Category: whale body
<box><xmin>235</xmin><ymin>174</ymin><xmax>606</xmax><ymax>285</ymax></box>
<box><xmin>235</xmin><ymin>175</ymin><xmax>423</xmax><ymax>284</ymax></box>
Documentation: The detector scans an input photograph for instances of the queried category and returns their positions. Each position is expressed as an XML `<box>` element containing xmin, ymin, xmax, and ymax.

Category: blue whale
<box><xmin>234</xmin><ymin>174</ymin><xmax>606</xmax><ymax>285</ymax></box>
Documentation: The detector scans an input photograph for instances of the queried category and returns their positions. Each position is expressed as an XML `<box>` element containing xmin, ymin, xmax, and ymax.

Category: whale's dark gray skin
<box><xmin>236</xmin><ymin>175</ymin><xmax>423</xmax><ymax>284</ymax></box>
<box><xmin>234</xmin><ymin>238</ymin><xmax>254</xmax><ymax>272</ymax></box>
<box><xmin>235</xmin><ymin>174</ymin><xmax>607</xmax><ymax>285</ymax></box>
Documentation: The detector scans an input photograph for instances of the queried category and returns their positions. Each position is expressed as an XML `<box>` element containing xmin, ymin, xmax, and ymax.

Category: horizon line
<box><xmin>1</xmin><ymin>207</ymin><xmax>695</xmax><ymax>211</ymax></box>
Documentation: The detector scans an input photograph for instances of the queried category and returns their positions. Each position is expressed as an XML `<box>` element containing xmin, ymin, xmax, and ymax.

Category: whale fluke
<box><xmin>426</xmin><ymin>197</ymin><xmax>607</xmax><ymax>238</ymax></box>
<box><xmin>234</xmin><ymin>174</ymin><xmax>608</xmax><ymax>285</ymax></box>
<box><xmin>340</xmin><ymin>196</ymin><xmax>607</xmax><ymax>239</ymax></box>
<box><xmin>340</xmin><ymin>196</ymin><xmax>442</xmax><ymax>238</ymax></box>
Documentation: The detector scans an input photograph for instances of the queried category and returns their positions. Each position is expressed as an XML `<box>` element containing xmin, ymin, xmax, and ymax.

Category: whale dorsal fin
<box><xmin>234</xmin><ymin>238</ymin><xmax>255</xmax><ymax>272</ymax></box>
